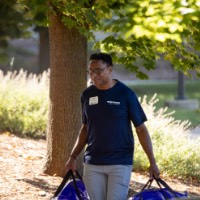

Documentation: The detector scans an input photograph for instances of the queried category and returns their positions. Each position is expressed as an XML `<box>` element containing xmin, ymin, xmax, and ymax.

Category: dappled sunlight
<box><xmin>133</xmin><ymin>94</ymin><xmax>200</xmax><ymax>181</ymax></box>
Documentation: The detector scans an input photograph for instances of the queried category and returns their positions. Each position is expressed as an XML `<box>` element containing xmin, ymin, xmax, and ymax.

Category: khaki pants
<box><xmin>83</xmin><ymin>163</ymin><xmax>132</xmax><ymax>200</ymax></box>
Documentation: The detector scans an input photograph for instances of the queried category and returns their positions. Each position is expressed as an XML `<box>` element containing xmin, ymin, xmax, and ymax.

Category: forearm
<box><xmin>136</xmin><ymin>123</ymin><xmax>160</xmax><ymax>178</ymax></box>
<box><xmin>135</xmin><ymin>124</ymin><xmax>156</xmax><ymax>164</ymax></box>
<box><xmin>70</xmin><ymin>123</ymin><xmax>88</xmax><ymax>159</ymax></box>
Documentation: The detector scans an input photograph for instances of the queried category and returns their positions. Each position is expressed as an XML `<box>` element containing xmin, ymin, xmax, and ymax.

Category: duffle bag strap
<box><xmin>141</xmin><ymin>179</ymin><xmax>153</xmax><ymax>191</ymax></box>
<box><xmin>138</xmin><ymin>179</ymin><xmax>153</xmax><ymax>200</ymax></box>
<box><xmin>155</xmin><ymin>178</ymin><xmax>179</xmax><ymax>198</ymax></box>
<box><xmin>75</xmin><ymin>170</ymin><xmax>83</xmax><ymax>181</ymax></box>
<box><xmin>52</xmin><ymin>170</ymin><xmax>83</xmax><ymax>199</ymax></box>
<box><xmin>139</xmin><ymin>178</ymin><xmax>169</xmax><ymax>200</ymax></box>
<box><xmin>52</xmin><ymin>170</ymin><xmax>72</xmax><ymax>198</ymax></box>
<box><xmin>70</xmin><ymin>170</ymin><xmax>84</xmax><ymax>199</ymax></box>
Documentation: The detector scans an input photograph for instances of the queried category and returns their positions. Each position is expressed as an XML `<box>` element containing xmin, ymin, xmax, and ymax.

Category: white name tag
<box><xmin>89</xmin><ymin>96</ymin><xmax>98</xmax><ymax>105</ymax></box>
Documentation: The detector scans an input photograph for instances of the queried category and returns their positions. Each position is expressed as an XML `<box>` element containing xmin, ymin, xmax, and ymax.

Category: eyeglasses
<box><xmin>87</xmin><ymin>66</ymin><xmax>108</xmax><ymax>76</ymax></box>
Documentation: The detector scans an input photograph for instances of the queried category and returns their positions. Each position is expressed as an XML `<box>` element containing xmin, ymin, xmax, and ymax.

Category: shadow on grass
<box><xmin>22</xmin><ymin>178</ymin><xmax>57</xmax><ymax>192</ymax></box>
<box><xmin>128</xmin><ymin>180</ymin><xmax>145</xmax><ymax>198</ymax></box>
<box><xmin>22</xmin><ymin>177</ymin><xmax>200</xmax><ymax>199</ymax></box>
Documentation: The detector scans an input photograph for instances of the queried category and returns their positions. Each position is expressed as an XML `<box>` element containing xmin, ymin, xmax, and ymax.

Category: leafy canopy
<box><xmin>17</xmin><ymin>0</ymin><xmax>200</xmax><ymax>78</ymax></box>
<box><xmin>0</xmin><ymin>0</ymin><xmax>30</xmax><ymax>61</ymax></box>
<box><xmin>0</xmin><ymin>0</ymin><xmax>30</xmax><ymax>46</ymax></box>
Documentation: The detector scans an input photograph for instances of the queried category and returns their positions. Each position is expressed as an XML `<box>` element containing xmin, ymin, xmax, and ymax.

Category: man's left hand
<box><xmin>149</xmin><ymin>163</ymin><xmax>160</xmax><ymax>179</ymax></box>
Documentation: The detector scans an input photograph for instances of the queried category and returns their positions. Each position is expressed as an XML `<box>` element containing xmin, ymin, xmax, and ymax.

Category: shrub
<box><xmin>133</xmin><ymin>94</ymin><xmax>200</xmax><ymax>181</ymax></box>
<box><xmin>1</xmin><ymin>70</ymin><xmax>199</xmax><ymax>180</ymax></box>
<box><xmin>0</xmin><ymin>70</ymin><xmax>49</xmax><ymax>138</ymax></box>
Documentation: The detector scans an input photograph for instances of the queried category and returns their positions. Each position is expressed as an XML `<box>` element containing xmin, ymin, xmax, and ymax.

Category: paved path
<box><xmin>189</xmin><ymin>126</ymin><xmax>200</xmax><ymax>139</ymax></box>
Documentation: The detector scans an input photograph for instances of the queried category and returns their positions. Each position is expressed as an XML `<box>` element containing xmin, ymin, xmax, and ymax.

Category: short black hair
<box><xmin>89</xmin><ymin>52</ymin><xmax>113</xmax><ymax>67</ymax></box>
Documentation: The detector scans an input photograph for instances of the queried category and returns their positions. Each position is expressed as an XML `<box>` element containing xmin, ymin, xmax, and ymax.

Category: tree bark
<box><xmin>43</xmin><ymin>13</ymin><xmax>87</xmax><ymax>177</ymax></box>
<box><xmin>176</xmin><ymin>71</ymin><xmax>186</xmax><ymax>100</ymax></box>
<box><xmin>39</xmin><ymin>27</ymin><xmax>50</xmax><ymax>73</ymax></box>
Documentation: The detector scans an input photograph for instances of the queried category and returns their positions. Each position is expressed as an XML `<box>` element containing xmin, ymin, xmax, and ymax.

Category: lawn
<box><xmin>126</xmin><ymin>80</ymin><xmax>200</xmax><ymax>128</ymax></box>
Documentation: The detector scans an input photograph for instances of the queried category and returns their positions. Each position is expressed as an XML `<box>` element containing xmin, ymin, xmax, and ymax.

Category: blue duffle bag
<box><xmin>129</xmin><ymin>177</ymin><xmax>188</xmax><ymax>200</ymax></box>
<box><xmin>51</xmin><ymin>170</ymin><xmax>90</xmax><ymax>200</ymax></box>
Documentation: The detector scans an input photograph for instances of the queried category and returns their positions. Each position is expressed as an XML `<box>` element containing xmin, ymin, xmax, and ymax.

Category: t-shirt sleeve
<box><xmin>128</xmin><ymin>90</ymin><xmax>147</xmax><ymax>127</ymax></box>
<box><xmin>81</xmin><ymin>93</ymin><xmax>87</xmax><ymax>125</ymax></box>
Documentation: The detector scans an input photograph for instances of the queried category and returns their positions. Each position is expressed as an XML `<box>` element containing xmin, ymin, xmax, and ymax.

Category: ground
<box><xmin>0</xmin><ymin>133</ymin><xmax>199</xmax><ymax>200</ymax></box>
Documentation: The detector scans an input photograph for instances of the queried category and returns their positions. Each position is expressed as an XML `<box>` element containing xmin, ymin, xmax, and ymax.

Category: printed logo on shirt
<box><xmin>107</xmin><ymin>101</ymin><xmax>120</xmax><ymax>105</ymax></box>
<box><xmin>89</xmin><ymin>96</ymin><xmax>98</xmax><ymax>105</ymax></box>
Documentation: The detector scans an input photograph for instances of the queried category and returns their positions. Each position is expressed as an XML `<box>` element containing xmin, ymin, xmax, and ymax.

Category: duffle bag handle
<box><xmin>52</xmin><ymin>170</ymin><xmax>83</xmax><ymax>199</ymax></box>
<box><xmin>139</xmin><ymin>177</ymin><xmax>179</xmax><ymax>200</ymax></box>
<box><xmin>141</xmin><ymin>179</ymin><xmax>154</xmax><ymax>191</ymax></box>
<box><xmin>155</xmin><ymin>178</ymin><xmax>179</xmax><ymax>198</ymax></box>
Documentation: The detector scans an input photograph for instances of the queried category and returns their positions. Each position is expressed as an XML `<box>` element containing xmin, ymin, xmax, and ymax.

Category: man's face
<box><xmin>88</xmin><ymin>60</ymin><xmax>112</xmax><ymax>88</ymax></box>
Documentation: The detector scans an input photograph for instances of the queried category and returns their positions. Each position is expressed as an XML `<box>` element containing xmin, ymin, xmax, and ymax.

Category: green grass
<box><xmin>127</xmin><ymin>80</ymin><xmax>200</xmax><ymax>128</ymax></box>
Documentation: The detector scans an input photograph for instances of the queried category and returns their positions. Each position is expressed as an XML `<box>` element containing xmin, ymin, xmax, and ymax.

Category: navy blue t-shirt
<box><xmin>81</xmin><ymin>80</ymin><xmax>147</xmax><ymax>165</ymax></box>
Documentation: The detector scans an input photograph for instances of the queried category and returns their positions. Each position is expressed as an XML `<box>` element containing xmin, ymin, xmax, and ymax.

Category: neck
<box><xmin>96</xmin><ymin>79</ymin><xmax>116</xmax><ymax>90</ymax></box>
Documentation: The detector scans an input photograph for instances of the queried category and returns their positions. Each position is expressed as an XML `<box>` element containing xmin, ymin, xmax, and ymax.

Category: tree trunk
<box><xmin>43</xmin><ymin>13</ymin><xmax>87</xmax><ymax>177</ymax></box>
<box><xmin>39</xmin><ymin>27</ymin><xmax>50</xmax><ymax>73</ymax></box>
<box><xmin>176</xmin><ymin>71</ymin><xmax>186</xmax><ymax>100</ymax></box>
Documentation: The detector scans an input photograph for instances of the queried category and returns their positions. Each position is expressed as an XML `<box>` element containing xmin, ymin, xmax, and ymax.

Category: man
<box><xmin>66</xmin><ymin>52</ymin><xmax>160</xmax><ymax>200</ymax></box>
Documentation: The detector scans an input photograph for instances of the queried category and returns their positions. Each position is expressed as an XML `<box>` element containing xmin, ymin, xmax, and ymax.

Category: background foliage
<box><xmin>134</xmin><ymin>95</ymin><xmax>200</xmax><ymax>181</ymax></box>
<box><xmin>0</xmin><ymin>0</ymin><xmax>30</xmax><ymax>62</ymax></box>
<box><xmin>0</xmin><ymin>70</ymin><xmax>199</xmax><ymax>181</ymax></box>
<box><xmin>128</xmin><ymin>81</ymin><xmax>200</xmax><ymax>127</ymax></box>
<box><xmin>0</xmin><ymin>0</ymin><xmax>29</xmax><ymax>46</ymax></box>
<box><xmin>0</xmin><ymin>70</ymin><xmax>48</xmax><ymax>137</ymax></box>
<box><xmin>15</xmin><ymin>0</ymin><xmax>200</xmax><ymax>78</ymax></box>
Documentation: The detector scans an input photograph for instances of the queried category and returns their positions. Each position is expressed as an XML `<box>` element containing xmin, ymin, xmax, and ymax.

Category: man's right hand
<box><xmin>65</xmin><ymin>156</ymin><xmax>77</xmax><ymax>173</ymax></box>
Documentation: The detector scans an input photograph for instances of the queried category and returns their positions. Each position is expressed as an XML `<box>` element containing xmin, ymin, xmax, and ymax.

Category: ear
<box><xmin>109</xmin><ymin>66</ymin><xmax>113</xmax><ymax>72</ymax></box>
